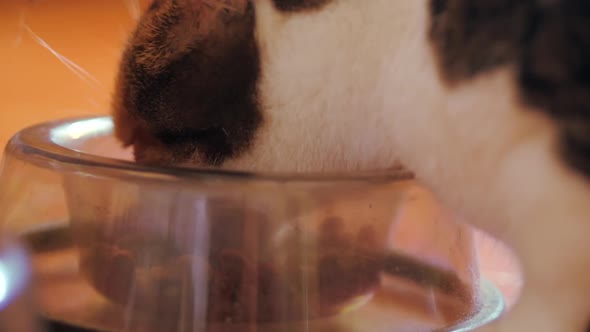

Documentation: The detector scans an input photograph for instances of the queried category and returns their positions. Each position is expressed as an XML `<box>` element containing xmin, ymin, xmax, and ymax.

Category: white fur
<box><xmin>222</xmin><ymin>1</ymin><xmax>590</xmax><ymax>331</ymax></box>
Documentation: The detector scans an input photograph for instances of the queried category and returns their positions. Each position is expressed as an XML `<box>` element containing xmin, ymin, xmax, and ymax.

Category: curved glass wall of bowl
<box><xmin>0</xmin><ymin>116</ymin><xmax>509</xmax><ymax>332</ymax></box>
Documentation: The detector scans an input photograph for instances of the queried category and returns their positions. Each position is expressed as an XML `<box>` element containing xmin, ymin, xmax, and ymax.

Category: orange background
<box><xmin>0</xmin><ymin>0</ymin><xmax>150</xmax><ymax>154</ymax></box>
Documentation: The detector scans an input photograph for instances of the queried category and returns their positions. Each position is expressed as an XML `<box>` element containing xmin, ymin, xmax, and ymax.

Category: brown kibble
<box><xmin>84</xmin><ymin>217</ymin><xmax>387</xmax><ymax>324</ymax></box>
<box><xmin>90</xmin><ymin>246</ymin><xmax>136</xmax><ymax>305</ymax></box>
<box><xmin>216</xmin><ymin>249</ymin><xmax>250</xmax><ymax>273</ymax></box>
<box><xmin>319</xmin><ymin>216</ymin><xmax>349</xmax><ymax>247</ymax></box>
<box><xmin>320</xmin><ymin>216</ymin><xmax>344</xmax><ymax>234</ymax></box>
<box><xmin>208</xmin><ymin>249</ymin><xmax>259</xmax><ymax>323</ymax></box>
<box><xmin>356</xmin><ymin>225</ymin><xmax>378</xmax><ymax>248</ymax></box>
<box><xmin>255</xmin><ymin>263</ymin><xmax>303</xmax><ymax>322</ymax></box>
<box><xmin>110</xmin><ymin>251</ymin><xmax>136</xmax><ymax>289</ymax></box>
<box><xmin>318</xmin><ymin>250</ymin><xmax>380</xmax><ymax>308</ymax></box>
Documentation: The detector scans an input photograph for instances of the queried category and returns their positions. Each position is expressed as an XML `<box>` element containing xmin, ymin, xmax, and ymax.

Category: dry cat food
<box><xmin>79</xmin><ymin>216</ymin><xmax>383</xmax><ymax>323</ymax></box>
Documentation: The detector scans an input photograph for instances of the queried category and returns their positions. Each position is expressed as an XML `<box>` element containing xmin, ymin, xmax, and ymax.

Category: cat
<box><xmin>112</xmin><ymin>1</ymin><xmax>590</xmax><ymax>331</ymax></box>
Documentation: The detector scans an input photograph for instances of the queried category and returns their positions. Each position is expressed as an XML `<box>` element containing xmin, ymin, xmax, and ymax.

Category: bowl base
<box><xmin>25</xmin><ymin>223</ymin><xmax>504</xmax><ymax>332</ymax></box>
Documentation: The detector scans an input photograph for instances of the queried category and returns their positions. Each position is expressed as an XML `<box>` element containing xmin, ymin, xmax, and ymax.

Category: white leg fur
<box><xmin>241</xmin><ymin>1</ymin><xmax>590</xmax><ymax>330</ymax></box>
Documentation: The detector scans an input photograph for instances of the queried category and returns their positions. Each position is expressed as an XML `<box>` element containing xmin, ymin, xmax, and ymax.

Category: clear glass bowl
<box><xmin>0</xmin><ymin>116</ymin><xmax>505</xmax><ymax>332</ymax></box>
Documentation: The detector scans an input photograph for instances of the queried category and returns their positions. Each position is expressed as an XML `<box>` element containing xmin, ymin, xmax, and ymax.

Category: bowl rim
<box><xmin>6</xmin><ymin>116</ymin><xmax>414</xmax><ymax>183</ymax></box>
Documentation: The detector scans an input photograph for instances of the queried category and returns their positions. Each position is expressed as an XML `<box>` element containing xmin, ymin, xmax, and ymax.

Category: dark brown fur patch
<box><xmin>271</xmin><ymin>0</ymin><xmax>331</xmax><ymax>13</ymax></box>
<box><xmin>429</xmin><ymin>0</ymin><xmax>590</xmax><ymax>179</ymax></box>
<box><xmin>429</xmin><ymin>0</ymin><xmax>535</xmax><ymax>82</ymax></box>
<box><xmin>112</xmin><ymin>0</ymin><xmax>261</xmax><ymax>166</ymax></box>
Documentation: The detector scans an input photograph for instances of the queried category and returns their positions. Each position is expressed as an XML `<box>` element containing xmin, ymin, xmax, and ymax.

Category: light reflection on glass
<box><xmin>0</xmin><ymin>262</ymin><xmax>7</xmax><ymax>306</ymax></box>
<box><xmin>0</xmin><ymin>241</ymin><xmax>31</xmax><ymax>312</ymax></box>
<box><xmin>50</xmin><ymin>116</ymin><xmax>113</xmax><ymax>143</ymax></box>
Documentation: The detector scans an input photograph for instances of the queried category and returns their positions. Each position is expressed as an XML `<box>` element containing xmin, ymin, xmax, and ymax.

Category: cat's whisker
<box><xmin>22</xmin><ymin>23</ymin><xmax>105</xmax><ymax>91</ymax></box>
<box><xmin>12</xmin><ymin>10</ymin><xmax>26</xmax><ymax>48</ymax></box>
<box><xmin>124</xmin><ymin>0</ymin><xmax>141</xmax><ymax>22</ymax></box>
<box><xmin>87</xmin><ymin>97</ymin><xmax>101</xmax><ymax>110</ymax></box>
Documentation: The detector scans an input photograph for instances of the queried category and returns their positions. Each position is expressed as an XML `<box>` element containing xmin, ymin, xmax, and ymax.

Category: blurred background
<box><xmin>0</xmin><ymin>0</ymin><xmax>151</xmax><ymax>156</ymax></box>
